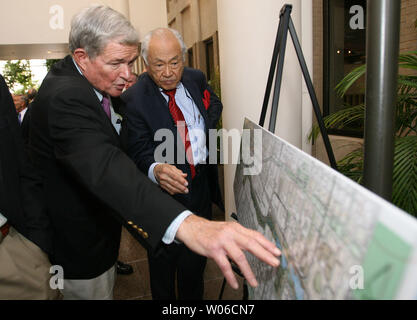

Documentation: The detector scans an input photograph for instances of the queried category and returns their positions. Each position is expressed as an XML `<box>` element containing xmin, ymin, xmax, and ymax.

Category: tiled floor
<box><xmin>114</xmin><ymin>204</ymin><xmax>245</xmax><ymax>300</ymax></box>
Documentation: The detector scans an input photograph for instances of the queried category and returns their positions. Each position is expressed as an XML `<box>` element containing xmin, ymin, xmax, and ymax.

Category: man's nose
<box><xmin>162</xmin><ymin>64</ymin><xmax>173</xmax><ymax>77</ymax></box>
<box><xmin>120</xmin><ymin>64</ymin><xmax>131</xmax><ymax>80</ymax></box>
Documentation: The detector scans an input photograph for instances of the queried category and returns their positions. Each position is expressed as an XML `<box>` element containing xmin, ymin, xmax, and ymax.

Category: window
<box><xmin>188</xmin><ymin>48</ymin><xmax>194</xmax><ymax>68</ymax></box>
<box><xmin>324</xmin><ymin>0</ymin><xmax>367</xmax><ymax>137</ymax></box>
<box><xmin>205</xmin><ymin>38</ymin><xmax>215</xmax><ymax>82</ymax></box>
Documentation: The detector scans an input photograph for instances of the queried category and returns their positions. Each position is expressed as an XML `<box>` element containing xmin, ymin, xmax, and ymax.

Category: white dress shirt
<box><xmin>148</xmin><ymin>82</ymin><xmax>207</xmax><ymax>184</ymax></box>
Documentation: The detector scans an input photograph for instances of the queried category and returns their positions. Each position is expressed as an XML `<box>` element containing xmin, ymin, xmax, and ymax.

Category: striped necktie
<box><xmin>163</xmin><ymin>89</ymin><xmax>196</xmax><ymax>179</ymax></box>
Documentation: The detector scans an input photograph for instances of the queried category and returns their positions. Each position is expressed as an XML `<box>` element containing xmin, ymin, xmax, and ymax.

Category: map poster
<box><xmin>234</xmin><ymin>118</ymin><xmax>417</xmax><ymax>300</ymax></box>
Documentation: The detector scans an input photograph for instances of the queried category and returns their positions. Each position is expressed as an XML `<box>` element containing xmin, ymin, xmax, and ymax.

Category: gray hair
<box><xmin>69</xmin><ymin>5</ymin><xmax>139</xmax><ymax>58</ymax></box>
<box><xmin>141</xmin><ymin>28</ymin><xmax>187</xmax><ymax>65</ymax></box>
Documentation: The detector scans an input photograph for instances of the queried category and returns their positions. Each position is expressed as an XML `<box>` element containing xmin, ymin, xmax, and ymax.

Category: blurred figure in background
<box><xmin>20</xmin><ymin>88</ymin><xmax>37</xmax><ymax>145</ymax></box>
<box><xmin>12</xmin><ymin>94</ymin><xmax>29</xmax><ymax>125</ymax></box>
<box><xmin>0</xmin><ymin>74</ymin><xmax>59</xmax><ymax>300</ymax></box>
<box><xmin>124</xmin><ymin>72</ymin><xmax>138</xmax><ymax>91</ymax></box>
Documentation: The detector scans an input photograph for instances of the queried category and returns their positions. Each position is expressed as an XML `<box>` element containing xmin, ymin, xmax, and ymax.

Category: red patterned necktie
<box><xmin>163</xmin><ymin>89</ymin><xmax>196</xmax><ymax>179</ymax></box>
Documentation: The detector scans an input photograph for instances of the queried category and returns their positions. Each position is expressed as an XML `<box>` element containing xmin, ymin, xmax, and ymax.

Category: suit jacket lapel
<box><xmin>145</xmin><ymin>74</ymin><xmax>177</xmax><ymax>132</ymax></box>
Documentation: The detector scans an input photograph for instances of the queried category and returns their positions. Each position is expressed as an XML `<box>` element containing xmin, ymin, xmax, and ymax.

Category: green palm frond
<box><xmin>392</xmin><ymin>136</ymin><xmax>417</xmax><ymax>216</ymax></box>
<box><xmin>308</xmin><ymin>104</ymin><xmax>365</xmax><ymax>141</ymax></box>
<box><xmin>335</xmin><ymin>64</ymin><xmax>366</xmax><ymax>97</ymax></box>
<box><xmin>337</xmin><ymin>147</ymin><xmax>364</xmax><ymax>184</ymax></box>
<box><xmin>309</xmin><ymin>51</ymin><xmax>417</xmax><ymax>217</ymax></box>
<box><xmin>398</xmin><ymin>77</ymin><xmax>417</xmax><ymax>89</ymax></box>
<box><xmin>335</xmin><ymin>51</ymin><xmax>417</xmax><ymax>98</ymax></box>
<box><xmin>398</xmin><ymin>51</ymin><xmax>417</xmax><ymax>70</ymax></box>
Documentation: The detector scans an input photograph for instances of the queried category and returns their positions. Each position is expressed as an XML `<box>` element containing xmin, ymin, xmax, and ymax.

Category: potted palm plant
<box><xmin>310</xmin><ymin>50</ymin><xmax>417</xmax><ymax>217</ymax></box>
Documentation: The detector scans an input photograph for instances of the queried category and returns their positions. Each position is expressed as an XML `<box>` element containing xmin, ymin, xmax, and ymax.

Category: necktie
<box><xmin>101</xmin><ymin>95</ymin><xmax>111</xmax><ymax>119</ymax></box>
<box><xmin>163</xmin><ymin>89</ymin><xmax>196</xmax><ymax>179</ymax></box>
<box><xmin>17</xmin><ymin>112</ymin><xmax>22</xmax><ymax>125</ymax></box>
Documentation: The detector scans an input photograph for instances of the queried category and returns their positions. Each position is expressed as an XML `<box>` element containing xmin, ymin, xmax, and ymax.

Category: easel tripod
<box><xmin>259</xmin><ymin>4</ymin><xmax>337</xmax><ymax>170</ymax></box>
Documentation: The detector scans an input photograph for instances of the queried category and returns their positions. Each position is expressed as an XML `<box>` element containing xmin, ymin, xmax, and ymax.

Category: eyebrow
<box><xmin>153</xmin><ymin>55</ymin><xmax>181</xmax><ymax>64</ymax></box>
<box><xmin>108</xmin><ymin>56</ymin><xmax>139</xmax><ymax>64</ymax></box>
<box><xmin>108</xmin><ymin>59</ymin><xmax>125</xmax><ymax>63</ymax></box>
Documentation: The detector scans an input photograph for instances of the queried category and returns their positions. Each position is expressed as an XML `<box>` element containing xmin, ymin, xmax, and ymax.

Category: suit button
<box><xmin>128</xmin><ymin>221</ymin><xmax>134</xmax><ymax>225</ymax></box>
<box><xmin>138</xmin><ymin>228</ymin><xmax>143</xmax><ymax>233</ymax></box>
<box><xmin>143</xmin><ymin>232</ymin><xmax>149</xmax><ymax>239</ymax></box>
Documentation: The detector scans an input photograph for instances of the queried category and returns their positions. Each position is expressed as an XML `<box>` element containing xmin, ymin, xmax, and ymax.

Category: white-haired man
<box><xmin>29</xmin><ymin>6</ymin><xmax>280</xmax><ymax>300</ymax></box>
<box><xmin>123</xmin><ymin>28</ymin><xmax>224</xmax><ymax>300</ymax></box>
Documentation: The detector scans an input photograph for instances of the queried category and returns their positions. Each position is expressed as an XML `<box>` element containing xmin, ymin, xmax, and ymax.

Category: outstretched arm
<box><xmin>176</xmin><ymin>214</ymin><xmax>281</xmax><ymax>289</ymax></box>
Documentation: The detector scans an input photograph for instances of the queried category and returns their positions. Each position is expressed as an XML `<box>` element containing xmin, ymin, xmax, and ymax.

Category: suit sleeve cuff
<box><xmin>162</xmin><ymin>210</ymin><xmax>193</xmax><ymax>244</ymax></box>
<box><xmin>148</xmin><ymin>162</ymin><xmax>160</xmax><ymax>184</ymax></box>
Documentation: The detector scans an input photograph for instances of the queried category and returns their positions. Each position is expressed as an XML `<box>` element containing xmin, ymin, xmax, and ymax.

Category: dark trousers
<box><xmin>148</xmin><ymin>165</ymin><xmax>212</xmax><ymax>300</ymax></box>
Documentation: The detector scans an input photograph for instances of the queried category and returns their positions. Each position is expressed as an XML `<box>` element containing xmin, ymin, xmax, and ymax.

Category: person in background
<box><xmin>20</xmin><ymin>88</ymin><xmax>37</xmax><ymax>146</ymax></box>
<box><xmin>123</xmin><ymin>28</ymin><xmax>223</xmax><ymax>300</ymax></box>
<box><xmin>124</xmin><ymin>72</ymin><xmax>138</xmax><ymax>91</ymax></box>
<box><xmin>12</xmin><ymin>94</ymin><xmax>29</xmax><ymax>124</ymax></box>
<box><xmin>27</xmin><ymin>88</ymin><xmax>37</xmax><ymax>104</ymax></box>
<box><xmin>0</xmin><ymin>74</ymin><xmax>59</xmax><ymax>300</ymax></box>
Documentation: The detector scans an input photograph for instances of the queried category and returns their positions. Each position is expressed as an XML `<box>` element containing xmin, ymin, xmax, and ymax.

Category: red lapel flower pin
<box><xmin>202</xmin><ymin>89</ymin><xmax>211</xmax><ymax>110</ymax></box>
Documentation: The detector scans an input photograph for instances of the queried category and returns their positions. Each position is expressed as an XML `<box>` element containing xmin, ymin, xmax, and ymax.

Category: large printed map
<box><xmin>234</xmin><ymin>118</ymin><xmax>417</xmax><ymax>300</ymax></box>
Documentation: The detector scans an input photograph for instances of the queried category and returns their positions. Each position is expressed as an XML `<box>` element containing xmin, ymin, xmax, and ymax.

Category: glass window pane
<box><xmin>325</xmin><ymin>0</ymin><xmax>367</xmax><ymax>136</ymax></box>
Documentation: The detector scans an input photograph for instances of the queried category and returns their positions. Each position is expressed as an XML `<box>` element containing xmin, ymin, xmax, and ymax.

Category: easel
<box><xmin>259</xmin><ymin>4</ymin><xmax>337</xmax><ymax>170</ymax></box>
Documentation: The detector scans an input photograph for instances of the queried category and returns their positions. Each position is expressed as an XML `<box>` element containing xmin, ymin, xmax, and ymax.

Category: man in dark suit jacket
<box><xmin>0</xmin><ymin>74</ymin><xmax>58</xmax><ymax>299</ymax></box>
<box><xmin>29</xmin><ymin>5</ymin><xmax>280</xmax><ymax>299</ymax></box>
<box><xmin>123</xmin><ymin>28</ymin><xmax>223</xmax><ymax>299</ymax></box>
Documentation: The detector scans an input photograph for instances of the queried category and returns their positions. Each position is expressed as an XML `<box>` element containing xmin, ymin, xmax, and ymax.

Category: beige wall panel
<box><xmin>181</xmin><ymin>6</ymin><xmax>194</xmax><ymax>48</ymax></box>
<box><xmin>316</xmin><ymin>135</ymin><xmax>363</xmax><ymax>166</ymax></box>
<box><xmin>128</xmin><ymin>0</ymin><xmax>167</xmax><ymax>39</ymax></box>
<box><xmin>0</xmin><ymin>0</ymin><xmax>166</xmax><ymax>44</ymax></box>
<box><xmin>167</xmin><ymin>0</ymin><xmax>190</xmax><ymax>21</ymax></box>
<box><xmin>0</xmin><ymin>0</ymin><xmax>94</xmax><ymax>45</ymax></box>
<box><xmin>199</xmin><ymin>0</ymin><xmax>218</xmax><ymax>40</ymax></box>
<box><xmin>169</xmin><ymin>18</ymin><xmax>179</xmax><ymax>32</ymax></box>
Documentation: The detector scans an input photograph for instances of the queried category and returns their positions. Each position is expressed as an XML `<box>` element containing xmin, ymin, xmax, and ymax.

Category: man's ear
<box><xmin>73</xmin><ymin>48</ymin><xmax>90</xmax><ymax>72</ymax></box>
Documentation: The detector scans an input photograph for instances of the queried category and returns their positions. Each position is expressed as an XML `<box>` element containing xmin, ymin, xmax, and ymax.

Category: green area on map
<box><xmin>354</xmin><ymin>223</ymin><xmax>411</xmax><ymax>300</ymax></box>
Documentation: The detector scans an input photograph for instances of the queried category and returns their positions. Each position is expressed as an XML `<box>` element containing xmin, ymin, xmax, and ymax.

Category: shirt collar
<box><xmin>159</xmin><ymin>82</ymin><xmax>183</xmax><ymax>93</ymax></box>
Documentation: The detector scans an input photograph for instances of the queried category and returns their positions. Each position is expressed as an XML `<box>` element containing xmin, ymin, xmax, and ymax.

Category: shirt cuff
<box><xmin>162</xmin><ymin>210</ymin><xmax>193</xmax><ymax>244</ymax></box>
<box><xmin>148</xmin><ymin>162</ymin><xmax>160</xmax><ymax>184</ymax></box>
